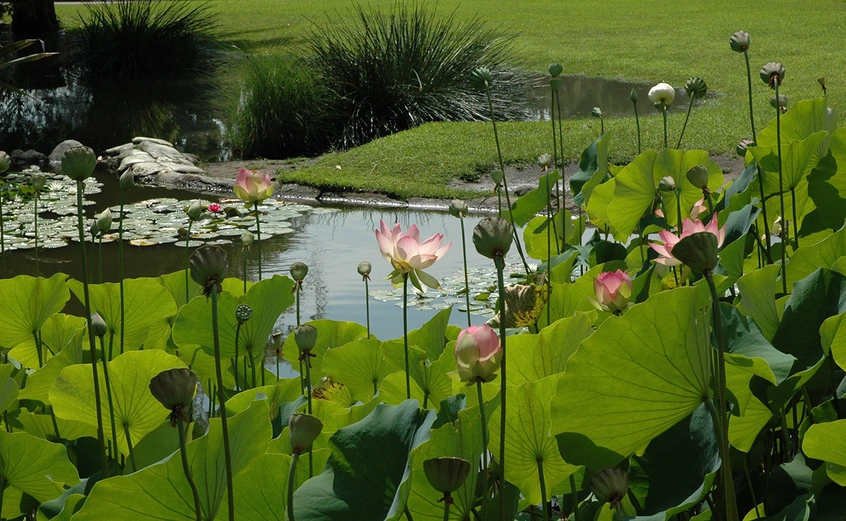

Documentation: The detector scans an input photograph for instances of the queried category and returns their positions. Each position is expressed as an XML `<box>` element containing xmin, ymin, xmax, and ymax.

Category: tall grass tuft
<box><xmin>230</xmin><ymin>54</ymin><xmax>335</xmax><ymax>160</ymax></box>
<box><xmin>308</xmin><ymin>2</ymin><xmax>529</xmax><ymax>148</ymax></box>
<box><xmin>76</xmin><ymin>0</ymin><xmax>220</xmax><ymax>78</ymax></box>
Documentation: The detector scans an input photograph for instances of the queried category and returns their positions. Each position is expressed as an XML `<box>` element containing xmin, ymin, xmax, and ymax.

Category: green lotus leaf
<box><xmin>490</xmin><ymin>374</ymin><xmax>577</xmax><ymax>505</ymax></box>
<box><xmin>736</xmin><ymin>265</ymin><xmax>783</xmax><ymax>340</ymax></box>
<box><xmin>383</xmin><ymin>306</ymin><xmax>455</xmax><ymax>361</ymax></box>
<box><xmin>0</xmin><ymin>430</ymin><xmax>79</xmax><ymax>513</ymax></box>
<box><xmin>156</xmin><ymin>270</ymin><xmax>204</xmax><ymax>310</ymax></box>
<box><xmin>10</xmin><ymin>408</ymin><xmax>96</xmax><ymax>441</ymax></box>
<box><xmin>508</xmin><ymin>313</ymin><xmax>594</xmax><ymax>386</ymax></box>
<box><xmin>407</xmin><ymin>407</ymin><xmax>484</xmax><ymax>521</ymax></box>
<box><xmin>571</xmin><ymin>131</ymin><xmax>612</xmax><ymax>205</ymax></box>
<box><xmin>0</xmin><ymin>273</ymin><xmax>69</xmax><ymax>355</ymax></box>
<box><xmin>540</xmin><ymin>263</ymin><xmax>622</xmax><ymax>327</ymax></box>
<box><xmin>586</xmin><ymin>176</ymin><xmax>616</xmax><ymax>231</ymax></box>
<box><xmin>726</xmin><ymin>364</ymin><xmax>773</xmax><ymax>453</ymax></box>
<box><xmin>73</xmin><ymin>400</ymin><xmax>271</xmax><ymax>520</ymax></box>
<box><xmin>322</xmin><ymin>338</ymin><xmax>397</xmax><ymax>403</ymax></box>
<box><xmin>803</xmin><ymin>420</ymin><xmax>846</xmax><ymax>486</ymax></box>
<box><xmin>380</xmin><ymin>344</ymin><xmax>456</xmax><ymax>410</ymax></box>
<box><xmin>807</xmin><ymin>128</ymin><xmax>846</xmax><ymax>231</ymax></box>
<box><xmin>67</xmin><ymin>277</ymin><xmax>178</xmax><ymax>356</ymax></box>
<box><xmin>173</xmin><ymin>275</ymin><xmax>294</xmax><ymax>367</ymax></box>
<box><xmin>0</xmin><ymin>365</ymin><xmax>18</xmax><ymax>414</ymax></box>
<box><xmin>524</xmin><ymin>210</ymin><xmax>576</xmax><ymax>261</ymax></box>
<box><xmin>785</xmin><ymin>225</ymin><xmax>846</xmax><ymax>289</ymax></box>
<box><xmin>720</xmin><ymin>303</ymin><xmax>795</xmax><ymax>385</ymax></box>
<box><xmin>757</xmin><ymin>97</ymin><xmax>837</xmax><ymax>148</ymax></box>
<box><xmin>552</xmin><ymin>285</ymin><xmax>711</xmax><ymax>459</ymax></box>
<box><xmin>283</xmin><ymin>319</ymin><xmax>368</xmax><ymax>382</ymax></box>
<box><xmin>9</xmin><ymin>313</ymin><xmax>85</xmax><ymax>370</ymax></box>
<box><xmin>228</xmin><ymin>452</ymin><xmax>294</xmax><ymax>520</ymax></box>
<box><xmin>293</xmin><ymin>400</ymin><xmax>435</xmax><ymax>521</ymax></box>
<box><xmin>174</xmin><ymin>344</ymin><xmax>235</xmax><ymax>395</ymax></box>
<box><xmin>508</xmin><ymin>170</ymin><xmax>560</xmax><ymax>227</ymax></box>
<box><xmin>50</xmin><ymin>350</ymin><xmax>187</xmax><ymax>456</ymax></box>
<box><xmin>751</xmin><ymin>131</ymin><xmax>828</xmax><ymax>195</ymax></box>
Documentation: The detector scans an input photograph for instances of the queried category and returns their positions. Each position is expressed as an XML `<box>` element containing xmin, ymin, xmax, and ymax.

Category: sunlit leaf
<box><xmin>0</xmin><ymin>273</ymin><xmax>69</xmax><ymax>356</ymax></box>
<box><xmin>322</xmin><ymin>338</ymin><xmax>397</xmax><ymax>402</ymax></box>
<box><xmin>508</xmin><ymin>313</ymin><xmax>593</xmax><ymax>385</ymax></box>
<box><xmin>283</xmin><ymin>319</ymin><xmax>368</xmax><ymax>382</ymax></box>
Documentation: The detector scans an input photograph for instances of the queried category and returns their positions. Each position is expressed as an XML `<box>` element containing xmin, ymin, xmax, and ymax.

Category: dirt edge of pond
<box><xmin>183</xmin><ymin>154</ymin><xmax>745</xmax><ymax>214</ymax></box>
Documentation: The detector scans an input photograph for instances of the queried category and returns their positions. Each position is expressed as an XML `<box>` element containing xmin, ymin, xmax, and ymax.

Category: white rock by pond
<box><xmin>101</xmin><ymin>137</ymin><xmax>204</xmax><ymax>182</ymax></box>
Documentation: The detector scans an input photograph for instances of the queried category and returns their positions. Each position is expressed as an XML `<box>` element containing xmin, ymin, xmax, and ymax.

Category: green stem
<box><xmin>99</xmin><ymin>335</ymin><xmax>118</xmax><ymax>466</ymax></box>
<box><xmin>790</xmin><ymin>187</ymin><xmax>799</xmax><ymax>250</ymax></box>
<box><xmin>364</xmin><ymin>277</ymin><xmax>371</xmax><ymax>339</ymax></box>
<box><xmin>185</xmin><ymin>221</ymin><xmax>193</xmax><ymax>304</ymax></box>
<box><xmin>249</xmin><ymin>349</ymin><xmax>257</xmax><ymax>388</ymax></box>
<box><xmin>537</xmin><ymin>459</ymin><xmax>549</xmax><ymax>521</ymax></box>
<box><xmin>676</xmin><ymin>96</ymin><xmax>695</xmax><ymax>149</ymax></box>
<box><xmin>254</xmin><ymin>202</ymin><xmax>262</xmax><ymax>280</ymax></box>
<box><xmin>211</xmin><ymin>285</ymin><xmax>235</xmax><ymax>521</ymax></box>
<box><xmin>555</xmin><ymin>89</ymin><xmax>565</xmax><ymax>223</ymax></box>
<box><xmin>460</xmin><ymin>216</ymin><xmax>472</xmax><ymax>328</ymax></box>
<box><xmin>0</xmin><ymin>474</ymin><xmax>5</xmax><ymax>521</ymax></box>
<box><xmin>234</xmin><ymin>324</ymin><xmax>241</xmax><ymax>390</ymax></box>
<box><xmin>662</xmin><ymin>104</ymin><xmax>668</xmax><ymax>149</ymax></box>
<box><xmin>403</xmin><ymin>273</ymin><xmax>410</xmax><ymax>400</ymax></box>
<box><xmin>287</xmin><ymin>452</ymin><xmax>300</xmax><ymax>521</ymax></box>
<box><xmin>423</xmin><ymin>391</ymin><xmax>429</xmax><ymax>410</ymax></box>
<box><xmin>123</xmin><ymin>422</ymin><xmax>137</xmax><ymax>472</ymax></box>
<box><xmin>33</xmin><ymin>193</ymin><xmax>38</xmax><ymax>276</ymax></box>
<box><xmin>243</xmin><ymin>249</ymin><xmax>248</xmax><ymax>294</ymax></box>
<box><xmin>675</xmin><ymin>189</ymin><xmax>684</xmax><ymax>237</ymax></box>
<box><xmin>295</xmin><ymin>286</ymin><xmax>301</xmax><ymax>326</ymax></box>
<box><xmin>442</xmin><ymin>495</ymin><xmax>452</xmax><ymax>521</ymax></box>
<box><xmin>476</xmin><ymin>380</ymin><xmax>489</xmax><ymax>516</ymax></box>
<box><xmin>599</xmin><ymin>116</ymin><xmax>604</xmax><ymax>136</ymax></box>
<box><xmin>633</xmin><ymin>100</ymin><xmax>641</xmax><ymax>154</ymax></box>
<box><xmin>743</xmin><ymin>51</ymin><xmax>757</xmax><ymax>139</ymax></box>
<box><xmin>0</xmin><ymin>194</ymin><xmax>5</xmax><ymax>278</ymax></box>
<box><xmin>33</xmin><ymin>332</ymin><xmax>43</xmax><ymax>369</ymax></box>
<box><xmin>775</xmin><ymin>81</ymin><xmax>787</xmax><ymax>295</ymax></box>
<box><xmin>98</xmin><ymin>236</ymin><xmax>103</xmax><ymax>284</ymax></box>
<box><xmin>569</xmin><ymin>474</ymin><xmax>579</xmax><ymax>521</ymax></box>
<box><xmin>742</xmin><ymin>453</ymin><xmax>760</xmax><ymax>519</ymax></box>
<box><xmin>177</xmin><ymin>416</ymin><xmax>203</xmax><ymax>521</ymax></box>
<box><xmin>119</xmin><ymin>191</ymin><xmax>126</xmax><ymax>355</ymax></box>
<box><xmin>494</xmin><ymin>255</ymin><xmax>507</xmax><ymax>521</ymax></box>
<box><xmin>756</xmin><ymin>166</ymin><xmax>772</xmax><ymax>262</ymax></box>
<box><xmin>305</xmin><ymin>352</ymin><xmax>313</xmax><ymax>479</ymax></box>
<box><xmin>77</xmin><ymin>179</ymin><xmax>108</xmax><ymax>477</ymax></box>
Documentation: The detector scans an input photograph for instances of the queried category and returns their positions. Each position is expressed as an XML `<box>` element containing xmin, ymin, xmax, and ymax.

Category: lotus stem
<box><xmin>423</xmin><ymin>391</ymin><xmax>429</xmax><ymax>410</ymax></box>
<box><xmin>569</xmin><ymin>474</ymin><xmax>579</xmax><ymax>521</ymax></box>
<box><xmin>459</xmin><ymin>214</ymin><xmax>472</xmax><ymax>328</ymax></box>
<box><xmin>402</xmin><ymin>273</ymin><xmax>410</xmax><ymax>400</ymax></box>
<box><xmin>743</xmin><ymin>51</ymin><xmax>757</xmax><ymax>139</ymax></box>
<box><xmin>210</xmin><ymin>284</ymin><xmax>235</xmax><ymax>521</ymax></box>
<box><xmin>0</xmin><ymin>474</ymin><xmax>5</xmax><ymax>519</ymax></box>
<box><xmin>33</xmin><ymin>332</ymin><xmax>43</xmax><ymax>369</ymax></box>
<box><xmin>676</xmin><ymin>95</ymin><xmax>695</xmax><ymax>149</ymax></box>
<box><xmin>775</xmin><ymin>81</ymin><xmax>787</xmax><ymax>295</ymax></box>
<box><xmin>675</xmin><ymin>190</ymin><xmax>683</xmax><ymax>238</ymax></box>
<box><xmin>494</xmin><ymin>254</ymin><xmax>507</xmax><ymax>521</ymax></box>
<box><xmin>0</xmin><ymin>194</ymin><xmax>5</xmax><ymax>278</ymax></box>
<box><xmin>305</xmin><ymin>350</ymin><xmax>314</xmax><ymax>478</ymax></box>
<box><xmin>33</xmin><ymin>192</ymin><xmax>39</xmax><ymax>276</ymax></box>
<box><xmin>185</xmin><ymin>221</ymin><xmax>193</xmax><ymax>304</ymax></box>
<box><xmin>555</xmin><ymin>89</ymin><xmax>565</xmax><ymax>217</ymax></box>
<box><xmin>476</xmin><ymin>380</ymin><xmax>489</xmax><ymax>516</ymax></box>
<box><xmin>757</xmin><ymin>166</ymin><xmax>772</xmax><ymax>262</ymax></box>
<box><xmin>98</xmin><ymin>236</ymin><xmax>103</xmax><ymax>284</ymax></box>
<box><xmin>234</xmin><ymin>323</ymin><xmax>241</xmax><ymax>390</ymax></box>
<box><xmin>704</xmin><ymin>272</ymin><xmax>739</xmax><ymax>521</ymax></box>
<box><xmin>119</xmin><ymin>190</ymin><xmax>126</xmax><ymax>355</ymax></box>
<box><xmin>537</xmin><ymin>459</ymin><xmax>549</xmax><ymax>521</ymax></box>
<box><xmin>287</xmin><ymin>452</ymin><xmax>300</xmax><ymax>521</ymax></box>
<box><xmin>790</xmin><ymin>187</ymin><xmax>799</xmax><ymax>250</ymax></box>
<box><xmin>633</xmin><ymin>98</ymin><xmax>642</xmax><ymax>154</ymax></box>
<box><xmin>242</xmin><ymin>252</ymin><xmax>248</xmax><ymax>294</ymax></box>
<box><xmin>177</xmin><ymin>415</ymin><xmax>203</xmax><ymax>521</ymax></box>
<box><xmin>441</xmin><ymin>494</ymin><xmax>452</xmax><ymax>521</ymax></box>
<box><xmin>483</xmin><ymin>82</ymin><xmax>530</xmax><ymax>276</ymax></box>
<box><xmin>254</xmin><ymin>201</ymin><xmax>262</xmax><ymax>281</ymax></box>
<box><xmin>662</xmin><ymin>105</ymin><xmax>669</xmax><ymax>149</ymax></box>
<box><xmin>123</xmin><ymin>422</ymin><xmax>137</xmax><ymax>472</ymax></box>
<box><xmin>295</xmin><ymin>284</ymin><xmax>301</xmax><ymax>326</ymax></box>
<box><xmin>98</xmin><ymin>334</ymin><xmax>118</xmax><ymax>464</ymax></box>
<box><xmin>364</xmin><ymin>276</ymin><xmax>371</xmax><ymax>338</ymax></box>
<box><xmin>77</xmin><ymin>179</ymin><xmax>108</xmax><ymax>477</ymax></box>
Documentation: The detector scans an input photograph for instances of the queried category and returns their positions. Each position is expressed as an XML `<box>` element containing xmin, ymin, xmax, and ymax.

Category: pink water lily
<box><xmin>233</xmin><ymin>168</ymin><xmax>273</xmax><ymax>204</ymax></box>
<box><xmin>588</xmin><ymin>269</ymin><xmax>632</xmax><ymax>314</ymax></box>
<box><xmin>208</xmin><ymin>202</ymin><xmax>222</xmax><ymax>213</ymax></box>
<box><xmin>453</xmin><ymin>325</ymin><xmax>502</xmax><ymax>383</ymax></box>
<box><xmin>650</xmin><ymin>215</ymin><xmax>726</xmax><ymax>266</ymax></box>
<box><xmin>375</xmin><ymin>221</ymin><xmax>451</xmax><ymax>292</ymax></box>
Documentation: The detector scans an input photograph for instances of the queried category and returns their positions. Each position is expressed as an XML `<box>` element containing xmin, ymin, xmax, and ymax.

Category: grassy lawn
<box><xmin>56</xmin><ymin>0</ymin><xmax>844</xmax><ymax>199</ymax></box>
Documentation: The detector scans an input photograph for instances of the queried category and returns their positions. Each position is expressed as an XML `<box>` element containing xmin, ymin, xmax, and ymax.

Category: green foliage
<box><xmin>76</xmin><ymin>0</ymin><xmax>220</xmax><ymax>78</ymax></box>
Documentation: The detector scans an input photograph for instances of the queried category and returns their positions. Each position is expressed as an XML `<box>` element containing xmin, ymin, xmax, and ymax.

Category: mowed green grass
<box><xmin>56</xmin><ymin>0</ymin><xmax>845</xmax><ymax>199</ymax></box>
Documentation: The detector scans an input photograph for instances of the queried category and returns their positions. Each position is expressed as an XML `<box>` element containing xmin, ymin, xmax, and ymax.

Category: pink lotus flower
<box><xmin>453</xmin><ymin>325</ymin><xmax>502</xmax><ymax>383</ymax></box>
<box><xmin>233</xmin><ymin>168</ymin><xmax>273</xmax><ymax>204</ymax></box>
<box><xmin>375</xmin><ymin>221</ymin><xmax>451</xmax><ymax>292</ymax></box>
<box><xmin>655</xmin><ymin>197</ymin><xmax>708</xmax><ymax>220</ymax></box>
<box><xmin>208</xmin><ymin>202</ymin><xmax>222</xmax><ymax>213</ymax></box>
<box><xmin>650</xmin><ymin>215</ymin><xmax>726</xmax><ymax>267</ymax></box>
<box><xmin>588</xmin><ymin>269</ymin><xmax>632</xmax><ymax>314</ymax></box>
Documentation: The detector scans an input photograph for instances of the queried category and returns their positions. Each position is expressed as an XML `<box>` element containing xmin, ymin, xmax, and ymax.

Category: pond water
<box><xmin>2</xmin><ymin>171</ymin><xmax>521</xmax><ymax>341</ymax></box>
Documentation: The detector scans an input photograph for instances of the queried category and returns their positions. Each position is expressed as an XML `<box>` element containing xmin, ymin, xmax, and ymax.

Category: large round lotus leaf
<box><xmin>50</xmin><ymin>350</ymin><xmax>187</xmax><ymax>457</ymax></box>
<box><xmin>73</xmin><ymin>400</ymin><xmax>271</xmax><ymax>521</ymax></box>
<box><xmin>67</xmin><ymin>277</ymin><xmax>178</xmax><ymax>356</ymax></box>
<box><xmin>552</xmin><ymin>284</ymin><xmax>712</xmax><ymax>460</ymax></box>
<box><xmin>380</xmin><ymin>344</ymin><xmax>456</xmax><ymax>411</ymax></box>
<box><xmin>283</xmin><ymin>320</ymin><xmax>368</xmax><ymax>382</ymax></box>
<box><xmin>507</xmin><ymin>312</ymin><xmax>594</xmax><ymax>386</ymax></box>
<box><xmin>803</xmin><ymin>420</ymin><xmax>846</xmax><ymax>486</ymax></box>
<box><xmin>10</xmin><ymin>312</ymin><xmax>85</xmax><ymax>371</ymax></box>
<box><xmin>0</xmin><ymin>273</ymin><xmax>69</xmax><ymax>353</ymax></box>
<box><xmin>322</xmin><ymin>338</ymin><xmax>397</xmax><ymax>403</ymax></box>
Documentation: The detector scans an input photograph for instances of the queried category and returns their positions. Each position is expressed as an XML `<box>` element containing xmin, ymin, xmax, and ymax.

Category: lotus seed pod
<box><xmin>61</xmin><ymin>146</ymin><xmax>96</xmax><ymax>180</ymax></box>
<box><xmin>289</xmin><ymin>413</ymin><xmax>323</xmax><ymax>454</ymax></box>
<box><xmin>96</xmin><ymin>208</ymin><xmax>113</xmax><ymax>234</ymax></box>
<box><xmin>591</xmin><ymin>467</ymin><xmax>628</xmax><ymax>509</ymax></box>
<box><xmin>149</xmin><ymin>368</ymin><xmax>198</xmax><ymax>411</ymax></box>
<box><xmin>189</xmin><ymin>246</ymin><xmax>229</xmax><ymax>293</ymax></box>
<box><xmin>241</xmin><ymin>230</ymin><xmax>254</xmax><ymax>247</ymax></box>
<box><xmin>423</xmin><ymin>457</ymin><xmax>471</xmax><ymax>494</ymax></box>
<box><xmin>31</xmin><ymin>174</ymin><xmax>46</xmax><ymax>191</ymax></box>
<box><xmin>357</xmin><ymin>261</ymin><xmax>372</xmax><ymax>278</ymax></box>
<box><xmin>736</xmin><ymin>139</ymin><xmax>755</xmax><ymax>157</ymax></box>
<box><xmin>548</xmin><ymin>63</ymin><xmax>563</xmax><ymax>78</ymax></box>
<box><xmin>686</xmin><ymin>165</ymin><xmax>709</xmax><ymax>190</ymax></box>
<box><xmin>186</xmin><ymin>200</ymin><xmax>203</xmax><ymax>221</ymax></box>
<box><xmin>760</xmin><ymin>62</ymin><xmax>785</xmax><ymax>88</ymax></box>
<box><xmin>235</xmin><ymin>303</ymin><xmax>252</xmax><ymax>323</ymax></box>
<box><xmin>468</xmin><ymin>67</ymin><xmax>493</xmax><ymax>91</ymax></box>
<box><xmin>591</xmin><ymin>107</ymin><xmax>603</xmax><ymax>118</ymax></box>
<box><xmin>670</xmin><ymin>231</ymin><xmax>719</xmax><ymax>274</ymax></box>
<box><xmin>472</xmin><ymin>217</ymin><xmax>513</xmax><ymax>259</ymax></box>
<box><xmin>771</xmin><ymin>93</ymin><xmax>788</xmax><ymax>110</ymax></box>
<box><xmin>729</xmin><ymin>30</ymin><xmax>750</xmax><ymax>53</ymax></box>
<box><xmin>684</xmin><ymin>77</ymin><xmax>708</xmax><ymax>99</ymax></box>
<box><xmin>119</xmin><ymin>170</ymin><xmax>134</xmax><ymax>190</ymax></box>
<box><xmin>630</xmin><ymin>88</ymin><xmax>638</xmax><ymax>103</ymax></box>
<box><xmin>818</xmin><ymin>77</ymin><xmax>827</xmax><ymax>94</ymax></box>
<box><xmin>658</xmin><ymin>176</ymin><xmax>676</xmax><ymax>192</ymax></box>
<box><xmin>91</xmin><ymin>312</ymin><xmax>107</xmax><ymax>338</ymax></box>
<box><xmin>448</xmin><ymin>199</ymin><xmax>468</xmax><ymax>218</ymax></box>
<box><xmin>293</xmin><ymin>324</ymin><xmax>318</xmax><ymax>354</ymax></box>
<box><xmin>289</xmin><ymin>262</ymin><xmax>309</xmax><ymax>282</ymax></box>
<box><xmin>537</xmin><ymin>153</ymin><xmax>553</xmax><ymax>169</ymax></box>
<box><xmin>0</xmin><ymin>151</ymin><xmax>10</xmax><ymax>174</ymax></box>
<box><xmin>491</xmin><ymin>170</ymin><xmax>504</xmax><ymax>185</ymax></box>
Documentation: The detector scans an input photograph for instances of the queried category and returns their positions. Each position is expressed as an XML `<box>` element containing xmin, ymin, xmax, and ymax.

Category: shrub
<box><xmin>307</xmin><ymin>2</ymin><xmax>529</xmax><ymax>148</ymax></box>
<box><xmin>75</xmin><ymin>0</ymin><xmax>220</xmax><ymax>78</ymax></box>
<box><xmin>229</xmin><ymin>54</ymin><xmax>336</xmax><ymax>160</ymax></box>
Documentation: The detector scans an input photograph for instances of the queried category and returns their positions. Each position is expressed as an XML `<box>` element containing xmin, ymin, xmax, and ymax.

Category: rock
<box><xmin>47</xmin><ymin>140</ymin><xmax>84</xmax><ymax>170</ymax></box>
<box><xmin>10</xmin><ymin>149</ymin><xmax>48</xmax><ymax>169</ymax></box>
<box><xmin>138</xmin><ymin>141</ymin><xmax>187</xmax><ymax>162</ymax></box>
<box><xmin>132</xmin><ymin>136</ymin><xmax>173</xmax><ymax>147</ymax></box>
<box><xmin>104</xmin><ymin>143</ymin><xmax>134</xmax><ymax>156</ymax></box>
<box><xmin>169</xmin><ymin>164</ymin><xmax>206</xmax><ymax>174</ymax></box>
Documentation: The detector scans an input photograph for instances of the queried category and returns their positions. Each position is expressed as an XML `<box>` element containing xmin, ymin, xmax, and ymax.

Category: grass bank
<box><xmin>56</xmin><ymin>0</ymin><xmax>844</xmax><ymax>199</ymax></box>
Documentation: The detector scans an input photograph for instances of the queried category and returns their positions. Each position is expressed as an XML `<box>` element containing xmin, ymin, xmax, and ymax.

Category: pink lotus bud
<box><xmin>589</xmin><ymin>269</ymin><xmax>633</xmax><ymax>314</ymax></box>
<box><xmin>208</xmin><ymin>202</ymin><xmax>222</xmax><ymax>213</ymax></box>
<box><xmin>453</xmin><ymin>325</ymin><xmax>502</xmax><ymax>383</ymax></box>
